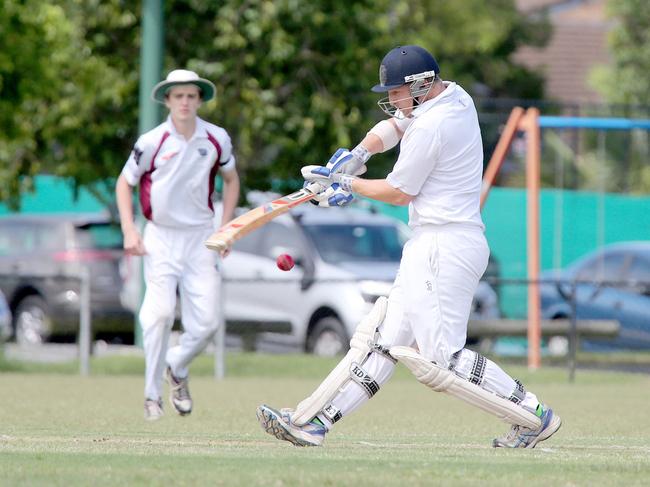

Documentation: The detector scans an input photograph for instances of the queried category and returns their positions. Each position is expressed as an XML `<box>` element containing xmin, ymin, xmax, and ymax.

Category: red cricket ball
<box><xmin>276</xmin><ymin>253</ymin><xmax>294</xmax><ymax>271</ymax></box>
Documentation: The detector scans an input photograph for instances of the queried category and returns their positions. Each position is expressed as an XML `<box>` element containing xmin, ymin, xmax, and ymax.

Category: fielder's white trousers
<box><xmin>140</xmin><ymin>222</ymin><xmax>220</xmax><ymax>400</ymax></box>
<box><xmin>321</xmin><ymin>223</ymin><xmax>539</xmax><ymax>427</ymax></box>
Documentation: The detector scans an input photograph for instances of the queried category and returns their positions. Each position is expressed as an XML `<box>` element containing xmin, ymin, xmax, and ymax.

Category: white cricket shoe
<box><xmin>493</xmin><ymin>405</ymin><xmax>562</xmax><ymax>448</ymax></box>
<box><xmin>256</xmin><ymin>404</ymin><xmax>327</xmax><ymax>447</ymax></box>
<box><xmin>165</xmin><ymin>366</ymin><xmax>193</xmax><ymax>416</ymax></box>
<box><xmin>144</xmin><ymin>398</ymin><xmax>164</xmax><ymax>421</ymax></box>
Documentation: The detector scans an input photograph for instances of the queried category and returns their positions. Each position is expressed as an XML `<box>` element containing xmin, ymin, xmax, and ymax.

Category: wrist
<box><xmin>351</xmin><ymin>145</ymin><xmax>371</xmax><ymax>163</ymax></box>
<box><xmin>337</xmin><ymin>174</ymin><xmax>357</xmax><ymax>192</ymax></box>
<box><xmin>121</xmin><ymin>222</ymin><xmax>138</xmax><ymax>235</ymax></box>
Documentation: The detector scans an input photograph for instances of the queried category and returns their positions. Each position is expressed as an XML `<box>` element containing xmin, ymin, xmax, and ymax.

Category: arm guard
<box><xmin>367</xmin><ymin>117</ymin><xmax>414</xmax><ymax>152</ymax></box>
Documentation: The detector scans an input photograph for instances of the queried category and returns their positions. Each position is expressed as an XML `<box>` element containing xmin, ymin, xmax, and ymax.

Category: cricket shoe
<box><xmin>144</xmin><ymin>398</ymin><xmax>164</xmax><ymax>421</ymax></box>
<box><xmin>256</xmin><ymin>404</ymin><xmax>327</xmax><ymax>447</ymax></box>
<box><xmin>165</xmin><ymin>366</ymin><xmax>192</xmax><ymax>416</ymax></box>
<box><xmin>492</xmin><ymin>405</ymin><xmax>562</xmax><ymax>448</ymax></box>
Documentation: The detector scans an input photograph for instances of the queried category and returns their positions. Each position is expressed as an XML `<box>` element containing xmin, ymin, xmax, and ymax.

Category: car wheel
<box><xmin>306</xmin><ymin>317</ymin><xmax>348</xmax><ymax>357</ymax></box>
<box><xmin>14</xmin><ymin>296</ymin><xmax>52</xmax><ymax>346</ymax></box>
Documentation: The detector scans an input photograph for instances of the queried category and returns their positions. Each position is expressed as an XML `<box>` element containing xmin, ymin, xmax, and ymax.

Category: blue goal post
<box><xmin>539</xmin><ymin>116</ymin><xmax>650</xmax><ymax>130</ymax></box>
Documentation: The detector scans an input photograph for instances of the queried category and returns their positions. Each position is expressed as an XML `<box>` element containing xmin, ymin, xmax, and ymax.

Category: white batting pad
<box><xmin>291</xmin><ymin>297</ymin><xmax>388</xmax><ymax>426</ymax></box>
<box><xmin>390</xmin><ymin>346</ymin><xmax>541</xmax><ymax>429</ymax></box>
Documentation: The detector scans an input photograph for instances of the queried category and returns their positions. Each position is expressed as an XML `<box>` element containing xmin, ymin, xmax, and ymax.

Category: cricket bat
<box><xmin>205</xmin><ymin>182</ymin><xmax>322</xmax><ymax>252</ymax></box>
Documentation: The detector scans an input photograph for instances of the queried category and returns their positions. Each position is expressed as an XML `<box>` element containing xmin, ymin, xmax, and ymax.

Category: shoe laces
<box><xmin>170</xmin><ymin>373</ymin><xmax>190</xmax><ymax>401</ymax></box>
<box><xmin>280</xmin><ymin>410</ymin><xmax>326</xmax><ymax>436</ymax></box>
<box><xmin>503</xmin><ymin>424</ymin><xmax>521</xmax><ymax>441</ymax></box>
<box><xmin>175</xmin><ymin>379</ymin><xmax>190</xmax><ymax>401</ymax></box>
<box><xmin>145</xmin><ymin>399</ymin><xmax>162</xmax><ymax>412</ymax></box>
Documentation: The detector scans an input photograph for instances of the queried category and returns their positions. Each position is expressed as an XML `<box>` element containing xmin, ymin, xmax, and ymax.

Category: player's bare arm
<box><xmin>301</xmin><ymin>166</ymin><xmax>414</xmax><ymax>206</ymax></box>
<box><xmin>115</xmin><ymin>174</ymin><xmax>146</xmax><ymax>256</ymax></box>
<box><xmin>219</xmin><ymin>169</ymin><xmax>240</xmax><ymax>227</ymax></box>
<box><xmin>217</xmin><ymin>169</ymin><xmax>241</xmax><ymax>258</ymax></box>
<box><xmin>348</xmin><ymin>178</ymin><xmax>414</xmax><ymax>206</ymax></box>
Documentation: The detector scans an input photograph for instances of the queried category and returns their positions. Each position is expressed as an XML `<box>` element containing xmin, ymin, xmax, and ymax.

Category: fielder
<box><xmin>116</xmin><ymin>69</ymin><xmax>240</xmax><ymax>420</ymax></box>
<box><xmin>257</xmin><ymin>45</ymin><xmax>561</xmax><ymax>448</ymax></box>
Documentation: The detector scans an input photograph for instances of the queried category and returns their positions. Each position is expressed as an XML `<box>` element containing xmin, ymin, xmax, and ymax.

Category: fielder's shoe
<box><xmin>165</xmin><ymin>366</ymin><xmax>192</xmax><ymax>416</ymax></box>
<box><xmin>144</xmin><ymin>398</ymin><xmax>164</xmax><ymax>421</ymax></box>
<box><xmin>256</xmin><ymin>404</ymin><xmax>327</xmax><ymax>447</ymax></box>
<box><xmin>493</xmin><ymin>405</ymin><xmax>562</xmax><ymax>448</ymax></box>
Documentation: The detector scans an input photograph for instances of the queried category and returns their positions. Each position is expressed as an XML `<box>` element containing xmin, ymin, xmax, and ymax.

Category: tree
<box><xmin>165</xmin><ymin>0</ymin><xmax>549</xmax><ymax>192</ymax></box>
<box><xmin>0</xmin><ymin>0</ymin><xmax>550</xmax><ymax>207</ymax></box>
<box><xmin>591</xmin><ymin>0</ymin><xmax>650</xmax><ymax>106</ymax></box>
<box><xmin>587</xmin><ymin>0</ymin><xmax>650</xmax><ymax>193</ymax></box>
<box><xmin>0</xmin><ymin>0</ymin><xmax>139</xmax><ymax>209</ymax></box>
<box><xmin>385</xmin><ymin>0</ymin><xmax>550</xmax><ymax>99</ymax></box>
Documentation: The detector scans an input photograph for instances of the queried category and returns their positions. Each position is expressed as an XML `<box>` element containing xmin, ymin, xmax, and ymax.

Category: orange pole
<box><xmin>480</xmin><ymin>107</ymin><xmax>525</xmax><ymax>208</ymax></box>
<box><xmin>521</xmin><ymin>108</ymin><xmax>542</xmax><ymax>369</ymax></box>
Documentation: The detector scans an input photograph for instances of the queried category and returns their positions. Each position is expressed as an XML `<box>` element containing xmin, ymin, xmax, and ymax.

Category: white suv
<box><xmin>221</xmin><ymin>204</ymin><xmax>499</xmax><ymax>356</ymax></box>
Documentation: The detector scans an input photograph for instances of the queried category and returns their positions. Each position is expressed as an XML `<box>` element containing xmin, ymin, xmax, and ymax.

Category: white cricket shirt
<box><xmin>386</xmin><ymin>82</ymin><xmax>485</xmax><ymax>230</ymax></box>
<box><xmin>121</xmin><ymin>116</ymin><xmax>236</xmax><ymax>228</ymax></box>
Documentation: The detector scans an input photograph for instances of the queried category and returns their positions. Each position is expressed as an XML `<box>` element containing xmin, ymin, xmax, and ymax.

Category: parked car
<box><xmin>0</xmin><ymin>288</ymin><xmax>11</xmax><ymax>343</ymax></box>
<box><xmin>0</xmin><ymin>213</ymin><xmax>134</xmax><ymax>345</ymax></box>
<box><xmin>540</xmin><ymin>241</ymin><xmax>650</xmax><ymax>350</ymax></box>
<box><xmin>220</xmin><ymin>204</ymin><xmax>501</xmax><ymax>356</ymax></box>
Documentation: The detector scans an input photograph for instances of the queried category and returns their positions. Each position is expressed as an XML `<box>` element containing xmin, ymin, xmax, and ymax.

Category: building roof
<box><xmin>514</xmin><ymin>0</ymin><xmax>614</xmax><ymax>104</ymax></box>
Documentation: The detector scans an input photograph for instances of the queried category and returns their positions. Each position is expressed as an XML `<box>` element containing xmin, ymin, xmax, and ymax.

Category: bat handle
<box><xmin>305</xmin><ymin>182</ymin><xmax>325</xmax><ymax>194</ymax></box>
<box><xmin>205</xmin><ymin>237</ymin><xmax>228</xmax><ymax>252</ymax></box>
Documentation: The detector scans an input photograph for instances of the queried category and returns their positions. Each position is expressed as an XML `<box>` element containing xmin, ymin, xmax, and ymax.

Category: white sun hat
<box><xmin>151</xmin><ymin>69</ymin><xmax>216</xmax><ymax>104</ymax></box>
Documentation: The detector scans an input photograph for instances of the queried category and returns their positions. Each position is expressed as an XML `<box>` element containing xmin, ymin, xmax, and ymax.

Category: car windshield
<box><xmin>0</xmin><ymin>221</ymin><xmax>65</xmax><ymax>256</ymax></box>
<box><xmin>74</xmin><ymin>223</ymin><xmax>123</xmax><ymax>250</ymax></box>
<box><xmin>302</xmin><ymin>223</ymin><xmax>405</xmax><ymax>263</ymax></box>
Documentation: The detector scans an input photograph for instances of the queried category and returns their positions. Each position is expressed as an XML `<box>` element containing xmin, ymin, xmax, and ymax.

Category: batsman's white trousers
<box><xmin>386</xmin><ymin>223</ymin><xmax>490</xmax><ymax>364</ymax></box>
<box><xmin>325</xmin><ymin>223</ymin><xmax>496</xmax><ymax>422</ymax></box>
<box><xmin>140</xmin><ymin>222</ymin><xmax>220</xmax><ymax>400</ymax></box>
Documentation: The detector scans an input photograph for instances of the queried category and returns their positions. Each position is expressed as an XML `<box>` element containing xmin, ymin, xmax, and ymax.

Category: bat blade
<box><xmin>205</xmin><ymin>183</ymin><xmax>321</xmax><ymax>252</ymax></box>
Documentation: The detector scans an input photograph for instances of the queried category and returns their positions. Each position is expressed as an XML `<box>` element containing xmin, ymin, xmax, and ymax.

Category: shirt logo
<box><xmin>132</xmin><ymin>146</ymin><xmax>143</xmax><ymax>165</ymax></box>
<box><xmin>160</xmin><ymin>151</ymin><xmax>178</xmax><ymax>161</ymax></box>
<box><xmin>198</xmin><ymin>148</ymin><xmax>207</xmax><ymax>156</ymax></box>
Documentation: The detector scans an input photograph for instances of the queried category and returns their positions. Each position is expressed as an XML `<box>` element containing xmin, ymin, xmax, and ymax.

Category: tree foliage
<box><xmin>0</xmin><ymin>0</ymin><xmax>139</xmax><ymax>208</ymax></box>
<box><xmin>0</xmin><ymin>0</ymin><xmax>549</xmax><ymax>207</ymax></box>
<box><xmin>592</xmin><ymin>0</ymin><xmax>650</xmax><ymax>106</ymax></box>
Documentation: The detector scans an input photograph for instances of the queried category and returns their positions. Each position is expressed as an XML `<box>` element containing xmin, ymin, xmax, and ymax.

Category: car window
<box><xmin>576</xmin><ymin>252</ymin><xmax>625</xmax><ymax>282</ymax></box>
<box><xmin>74</xmin><ymin>223</ymin><xmax>123</xmax><ymax>250</ymax></box>
<box><xmin>232</xmin><ymin>225</ymin><xmax>267</xmax><ymax>256</ymax></box>
<box><xmin>302</xmin><ymin>223</ymin><xmax>403</xmax><ymax>263</ymax></box>
<box><xmin>0</xmin><ymin>221</ymin><xmax>66</xmax><ymax>255</ymax></box>
<box><xmin>626</xmin><ymin>256</ymin><xmax>650</xmax><ymax>283</ymax></box>
<box><xmin>263</xmin><ymin>222</ymin><xmax>306</xmax><ymax>259</ymax></box>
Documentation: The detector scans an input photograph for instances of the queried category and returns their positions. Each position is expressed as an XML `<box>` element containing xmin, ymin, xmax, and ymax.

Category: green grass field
<box><xmin>1</xmin><ymin>352</ymin><xmax>649</xmax><ymax>486</ymax></box>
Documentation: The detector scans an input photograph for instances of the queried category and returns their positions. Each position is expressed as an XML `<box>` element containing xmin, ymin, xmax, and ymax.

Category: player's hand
<box><xmin>310</xmin><ymin>183</ymin><xmax>354</xmax><ymax>207</ymax></box>
<box><xmin>123</xmin><ymin>228</ymin><xmax>146</xmax><ymax>256</ymax></box>
<box><xmin>326</xmin><ymin>148</ymin><xmax>367</xmax><ymax>176</ymax></box>
<box><xmin>219</xmin><ymin>246</ymin><xmax>231</xmax><ymax>259</ymax></box>
<box><xmin>301</xmin><ymin>165</ymin><xmax>356</xmax><ymax>192</ymax></box>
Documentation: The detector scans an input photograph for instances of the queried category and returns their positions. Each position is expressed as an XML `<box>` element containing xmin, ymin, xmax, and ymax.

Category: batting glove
<box><xmin>301</xmin><ymin>165</ymin><xmax>356</xmax><ymax>192</ymax></box>
<box><xmin>326</xmin><ymin>147</ymin><xmax>369</xmax><ymax>176</ymax></box>
<box><xmin>309</xmin><ymin>183</ymin><xmax>354</xmax><ymax>207</ymax></box>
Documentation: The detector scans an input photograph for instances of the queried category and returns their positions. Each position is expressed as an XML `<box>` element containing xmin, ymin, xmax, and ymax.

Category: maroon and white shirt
<box><xmin>121</xmin><ymin>116</ymin><xmax>235</xmax><ymax>228</ymax></box>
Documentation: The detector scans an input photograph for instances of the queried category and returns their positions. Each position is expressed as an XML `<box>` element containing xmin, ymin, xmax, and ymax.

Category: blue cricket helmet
<box><xmin>372</xmin><ymin>45</ymin><xmax>440</xmax><ymax>93</ymax></box>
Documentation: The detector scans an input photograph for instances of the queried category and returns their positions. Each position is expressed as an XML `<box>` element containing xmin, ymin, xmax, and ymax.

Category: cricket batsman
<box><xmin>257</xmin><ymin>45</ymin><xmax>562</xmax><ymax>448</ymax></box>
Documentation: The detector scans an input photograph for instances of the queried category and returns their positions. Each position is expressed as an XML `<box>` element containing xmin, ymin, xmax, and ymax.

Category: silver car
<box><xmin>0</xmin><ymin>213</ymin><xmax>133</xmax><ymax>344</ymax></box>
<box><xmin>221</xmin><ymin>204</ymin><xmax>500</xmax><ymax>356</ymax></box>
<box><xmin>0</xmin><ymin>289</ymin><xmax>11</xmax><ymax>342</ymax></box>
